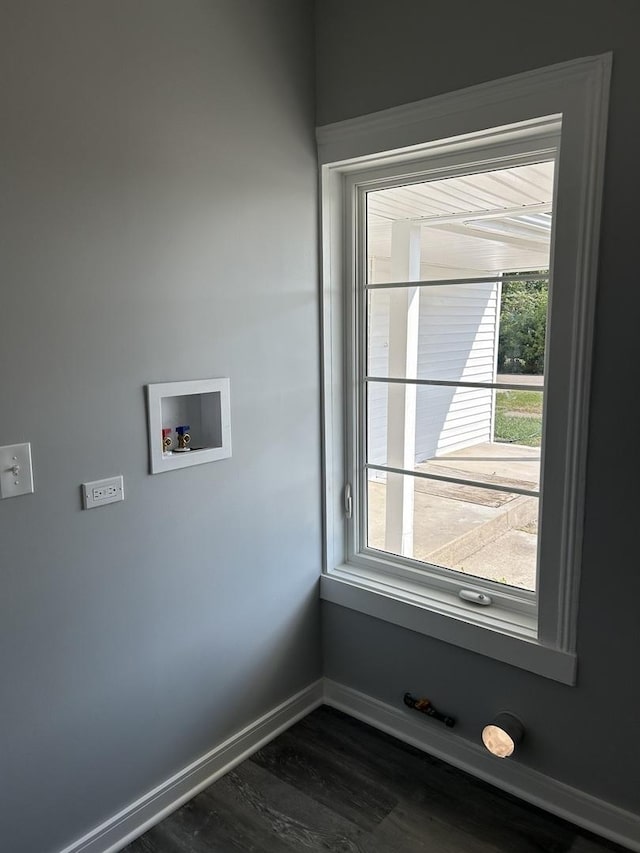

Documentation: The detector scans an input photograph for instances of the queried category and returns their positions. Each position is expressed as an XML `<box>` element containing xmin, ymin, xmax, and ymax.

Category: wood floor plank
<box><xmin>569</xmin><ymin>836</ymin><xmax>631</xmax><ymax>853</ymax></box>
<box><xmin>199</xmin><ymin>761</ymin><xmax>369</xmax><ymax>851</ymax></box>
<box><xmin>250</xmin><ymin>723</ymin><xmax>397</xmax><ymax>830</ymax></box>
<box><xmin>370</xmin><ymin>800</ymin><xmax>506</xmax><ymax>853</ymax></box>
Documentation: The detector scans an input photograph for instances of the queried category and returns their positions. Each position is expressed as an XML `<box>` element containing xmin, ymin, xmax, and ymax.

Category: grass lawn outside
<box><xmin>494</xmin><ymin>388</ymin><xmax>543</xmax><ymax>447</ymax></box>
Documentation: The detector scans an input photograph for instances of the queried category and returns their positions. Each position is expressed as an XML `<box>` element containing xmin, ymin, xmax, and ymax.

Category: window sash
<box><xmin>347</xmin><ymin>153</ymin><xmax>553</xmax><ymax>618</ymax></box>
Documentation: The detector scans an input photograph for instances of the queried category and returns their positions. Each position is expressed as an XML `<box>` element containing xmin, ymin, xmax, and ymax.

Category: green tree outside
<box><xmin>497</xmin><ymin>278</ymin><xmax>548</xmax><ymax>375</ymax></box>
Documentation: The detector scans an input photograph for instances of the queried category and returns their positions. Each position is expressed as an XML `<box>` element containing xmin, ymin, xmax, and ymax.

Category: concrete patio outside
<box><xmin>367</xmin><ymin>441</ymin><xmax>540</xmax><ymax>591</ymax></box>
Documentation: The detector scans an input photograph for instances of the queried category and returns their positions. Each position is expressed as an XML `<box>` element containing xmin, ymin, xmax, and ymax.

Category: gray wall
<box><xmin>0</xmin><ymin>2</ymin><xmax>319</xmax><ymax>851</ymax></box>
<box><xmin>317</xmin><ymin>0</ymin><xmax>640</xmax><ymax>814</ymax></box>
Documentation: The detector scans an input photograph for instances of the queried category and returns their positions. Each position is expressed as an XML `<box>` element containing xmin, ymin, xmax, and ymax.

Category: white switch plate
<box><xmin>0</xmin><ymin>443</ymin><xmax>34</xmax><ymax>499</ymax></box>
<box><xmin>82</xmin><ymin>475</ymin><xmax>124</xmax><ymax>509</ymax></box>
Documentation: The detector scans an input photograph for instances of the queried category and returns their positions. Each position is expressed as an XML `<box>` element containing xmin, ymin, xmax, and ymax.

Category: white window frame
<box><xmin>318</xmin><ymin>55</ymin><xmax>611</xmax><ymax>685</ymax></box>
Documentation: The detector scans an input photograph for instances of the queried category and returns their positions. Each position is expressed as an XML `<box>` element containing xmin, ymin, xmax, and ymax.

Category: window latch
<box><xmin>459</xmin><ymin>589</ymin><xmax>493</xmax><ymax>606</ymax></box>
<box><xmin>344</xmin><ymin>483</ymin><xmax>352</xmax><ymax>519</ymax></box>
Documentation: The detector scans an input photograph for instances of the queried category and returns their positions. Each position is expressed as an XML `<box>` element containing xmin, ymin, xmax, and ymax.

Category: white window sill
<box><xmin>321</xmin><ymin>566</ymin><xmax>577</xmax><ymax>685</ymax></box>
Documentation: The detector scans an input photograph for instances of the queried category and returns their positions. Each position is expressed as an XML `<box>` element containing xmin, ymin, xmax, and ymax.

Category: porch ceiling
<box><xmin>367</xmin><ymin>161</ymin><xmax>554</xmax><ymax>279</ymax></box>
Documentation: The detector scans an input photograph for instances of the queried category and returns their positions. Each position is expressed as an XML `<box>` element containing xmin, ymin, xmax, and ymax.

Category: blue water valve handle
<box><xmin>176</xmin><ymin>425</ymin><xmax>190</xmax><ymax>435</ymax></box>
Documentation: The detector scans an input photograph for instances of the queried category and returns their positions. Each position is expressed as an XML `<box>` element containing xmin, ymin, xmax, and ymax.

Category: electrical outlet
<box><xmin>82</xmin><ymin>475</ymin><xmax>124</xmax><ymax>509</ymax></box>
<box><xmin>92</xmin><ymin>484</ymin><xmax>117</xmax><ymax>501</ymax></box>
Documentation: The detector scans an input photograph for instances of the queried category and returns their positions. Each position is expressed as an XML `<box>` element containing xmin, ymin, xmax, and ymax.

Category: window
<box><xmin>319</xmin><ymin>56</ymin><xmax>611</xmax><ymax>684</ymax></box>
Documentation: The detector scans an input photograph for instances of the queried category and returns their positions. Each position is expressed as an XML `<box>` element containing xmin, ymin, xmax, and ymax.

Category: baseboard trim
<box><xmin>324</xmin><ymin>679</ymin><xmax>640</xmax><ymax>853</ymax></box>
<box><xmin>58</xmin><ymin>680</ymin><xmax>324</xmax><ymax>853</ymax></box>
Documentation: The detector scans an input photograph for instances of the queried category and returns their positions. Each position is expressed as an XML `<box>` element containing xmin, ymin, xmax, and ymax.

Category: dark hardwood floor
<box><xmin>123</xmin><ymin>706</ymin><xmax>627</xmax><ymax>853</ymax></box>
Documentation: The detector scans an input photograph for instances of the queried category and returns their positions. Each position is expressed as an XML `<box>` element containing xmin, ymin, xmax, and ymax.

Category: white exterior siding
<box><xmin>367</xmin><ymin>281</ymin><xmax>499</xmax><ymax>470</ymax></box>
<box><xmin>415</xmin><ymin>282</ymin><xmax>498</xmax><ymax>459</ymax></box>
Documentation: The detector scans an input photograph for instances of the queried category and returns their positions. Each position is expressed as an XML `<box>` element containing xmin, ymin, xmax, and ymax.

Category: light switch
<box><xmin>0</xmin><ymin>443</ymin><xmax>34</xmax><ymax>499</ymax></box>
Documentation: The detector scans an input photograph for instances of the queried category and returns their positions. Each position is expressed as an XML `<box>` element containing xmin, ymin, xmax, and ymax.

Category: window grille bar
<box><xmin>366</xmin><ymin>376</ymin><xmax>544</xmax><ymax>393</ymax></box>
<box><xmin>366</xmin><ymin>463</ymin><xmax>540</xmax><ymax>498</ymax></box>
<box><xmin>365</xmin><ymin>272</ymin><xmax>549</xmax><ymax>291</ymax></box>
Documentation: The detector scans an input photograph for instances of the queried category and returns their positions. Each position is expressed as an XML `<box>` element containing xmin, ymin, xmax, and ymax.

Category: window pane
<box><xmin>497</xmin><ymin>279</ymin><xmax>548</xmax><ymax>377</ymax></box>
<box><xmin>367</xmin><ymin>474</ymin><xmax>538</xmax><ymax>591</ymax></box>
<box><xmin>494</xmin><ymin>388</ymin><xmax>543</xmax><ymax>449</ymax></box>
<box><xmin>367</xmin><ymin>280</ymin><xmax>548</xmax><ymax>384</ymax></box>
<box><xmin>367</xmin><ymin>384</ymin><xmax>542</xmax><ymax>491</ymax></box>
<box><xmin>366</xmin><ymin>161</ymin><xmax>554</xmax><ymax>285</ymax></box>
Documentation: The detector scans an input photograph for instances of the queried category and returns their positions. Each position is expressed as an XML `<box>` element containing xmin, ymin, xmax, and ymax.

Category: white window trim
<box><xmin>318</xmin><ymin>55</ymin><xmax>611</xmax><ymax>685</ymax></box>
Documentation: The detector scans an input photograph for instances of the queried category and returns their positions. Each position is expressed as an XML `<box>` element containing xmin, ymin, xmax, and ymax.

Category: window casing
<box><xmin>318</xmin><ymin>56</ymin><xmax>611</xmax><ymax>684</ymax></box>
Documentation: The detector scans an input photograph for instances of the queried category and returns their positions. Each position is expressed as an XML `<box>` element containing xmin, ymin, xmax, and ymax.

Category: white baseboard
<box><xmin>324</xmin><ymin>679</ymin><xmax>640</xmax><ymax>853</ymax></box>
<box><xmin>58</xmin><ymin>680</ymin><xmax>324</xmax><ymax>853</ymax></box>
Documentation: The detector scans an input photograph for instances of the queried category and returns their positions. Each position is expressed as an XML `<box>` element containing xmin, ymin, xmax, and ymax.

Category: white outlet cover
<box><xmin>82</xmin><ymin>475</ymin><xmax>124</xmax><ymax>509</ymax></box>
